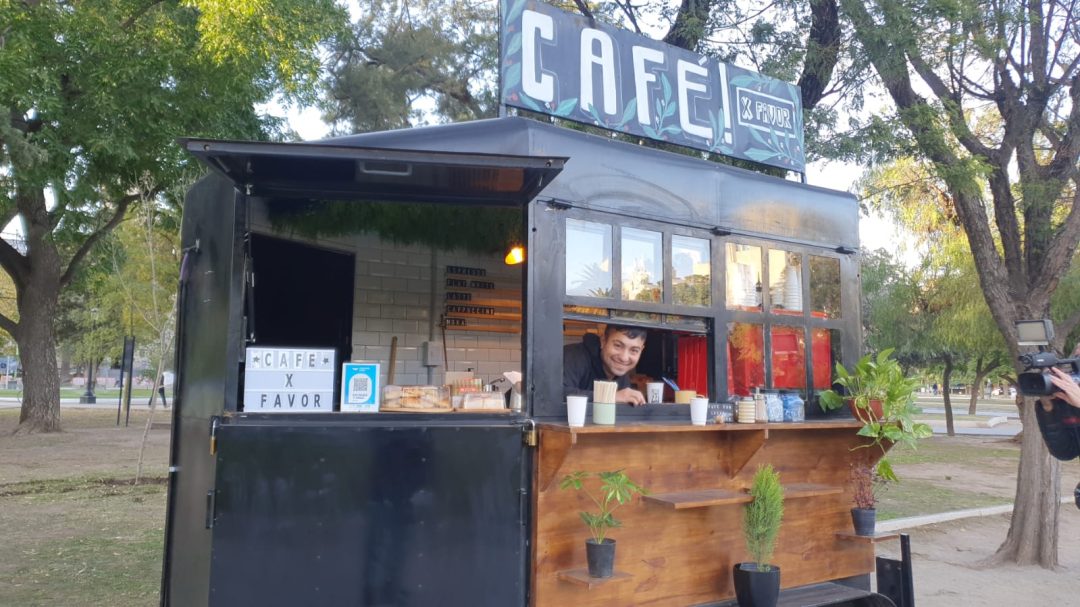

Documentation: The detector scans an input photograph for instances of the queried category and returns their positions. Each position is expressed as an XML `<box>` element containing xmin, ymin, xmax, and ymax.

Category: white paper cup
<box><xmin>567</xmin><ymin>396</ymin><xmax>588</xmax><ymax>427</ymax></box>
<box><xmin>646</xmin><ymin>382</ymin><xmax>664</xmax><ymax>404</ymax></box>
<box><xmin>690</xmin><ymin>397</ymin><xmax>709</xmax><ymax>425</ymax></box>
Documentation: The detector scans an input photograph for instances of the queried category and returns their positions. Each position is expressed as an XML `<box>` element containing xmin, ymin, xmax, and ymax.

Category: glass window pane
<box><xmin>771</xmin><ymin>325</ymin><xmax>806</xmax><ymax>390</ymax></box>
<box><xmin>768</xmin><ymin>249</ymin><xmax>803</xmax><ymax>314</ymax></box>
<box><xmin>726</xmin><ymin>244</ymin><xmax>762</xmax><ymax>310</ymax></box>
<box><xmin>566</xmin><ymin>219</ymin><xmax>612</xmax><ymax>298</ymax></box>
<box><xmin>810</xmin><ymin>255</ymin><xmax>841</xmax><ymax>318</ymax></box>
<box><xmin>727</xmin><ymin>322</ymin><xmax>764</xmax><ymax>397</ymax></box>
<box><xmin>621</xmin><ymin>227</ymin><xmax>663</xmax><ymax>302</ymax></box>
<box><xmin>672</xmin><ymin>235</ymin><xmax>710</xmax><ymax>306</ymax></box>
<box><xmin>811</xmin><ymin>328</ymin><xmax>841</xmax><ymax>390</ymax></box>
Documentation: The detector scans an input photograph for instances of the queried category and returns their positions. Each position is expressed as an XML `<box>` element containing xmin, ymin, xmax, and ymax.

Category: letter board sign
<box><xmin>243</xmin><ymin>347</ymin><xmax>336</xmax><ymax>412</ymax></box>
<box><xmin>499</xmin><ymin>0</ymin><xmax>805</xmax><ymax>172</ymax></box>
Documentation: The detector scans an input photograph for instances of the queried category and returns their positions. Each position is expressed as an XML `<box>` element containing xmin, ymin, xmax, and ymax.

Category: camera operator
<box><xmin>1046</xmin><ymin>366</ymin><xmax>1080</xmax><ymax>410</ymax></box>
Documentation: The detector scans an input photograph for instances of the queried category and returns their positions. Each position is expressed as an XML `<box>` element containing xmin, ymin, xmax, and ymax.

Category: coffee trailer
<box><xmin>161</xmin><ymin>115</ymin><xmax>913</xmax><ymax>607</ymax></box>
<box><xmin>161</xmin><ymin>3</ymin><xmax>913</xmax><ymax>605</ymax></box>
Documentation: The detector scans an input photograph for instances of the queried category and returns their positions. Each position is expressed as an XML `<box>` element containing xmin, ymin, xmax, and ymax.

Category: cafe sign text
<box><xmin>499</xmin><ymin>0</ymin><xmax>805</xmax><ymax>172</ymax></box>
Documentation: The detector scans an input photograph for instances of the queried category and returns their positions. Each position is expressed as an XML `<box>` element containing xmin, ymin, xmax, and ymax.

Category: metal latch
<box><xmin>522</xmin><ymin>418</ymin><xmax>537</xmax><ymax>447</ymax></box>
<box><xmin>209</xmin><ymin>416</ymin><xmax>220</xmax><ymax>455</ymax></box>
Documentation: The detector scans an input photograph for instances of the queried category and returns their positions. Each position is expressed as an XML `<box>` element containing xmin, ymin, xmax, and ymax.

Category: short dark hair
<box><xmin>604</xmin><ymin>324</ymin><xmax>647</xmax><ymax>341</ymax></box>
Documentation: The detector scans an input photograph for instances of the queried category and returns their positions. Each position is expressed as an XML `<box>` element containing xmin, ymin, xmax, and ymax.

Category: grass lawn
<box><xmin>875</xmin><ymin>435</ymin><xmax>1020</xmax><ymax>520</ymax></box>
<box><xmin>0</xmin><ymin>388</ymin><xmax>172</xmax><ymax>400</ymax></box>
<box><xmin>0</xmin><ymin>409</ymin><xmax>170</xmax><ymax>606</ymax></box>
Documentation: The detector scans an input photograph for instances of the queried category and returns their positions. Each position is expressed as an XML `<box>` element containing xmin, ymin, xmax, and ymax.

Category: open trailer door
<box><xmin>162</xmin><ymin>139</ymin><xmax>564</xmax><ymax>606</ymax></box>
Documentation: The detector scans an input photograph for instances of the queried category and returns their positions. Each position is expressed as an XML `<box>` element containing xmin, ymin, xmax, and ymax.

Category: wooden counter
<box><xmin>531</xmin><ymin>419</ymin><xmax>880</xmax><ymax>606</ymax></box>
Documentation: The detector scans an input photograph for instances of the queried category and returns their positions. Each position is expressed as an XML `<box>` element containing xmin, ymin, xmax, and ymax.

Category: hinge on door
<box><xmin>205</xmin><ymin>490</ymin><xmax>216</xmax><ymax>529</ymax></box>
<box><xmin>522</xmin><ymin>418</ymin><xmax>537</xmax><ymax>447</ymax></box>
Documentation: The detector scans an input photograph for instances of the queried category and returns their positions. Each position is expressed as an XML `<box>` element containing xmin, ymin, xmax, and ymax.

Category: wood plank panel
<box><xmin>532</xmin><ymin>423</ymin><xmax>886</xmax><ymax>607</ymax></box>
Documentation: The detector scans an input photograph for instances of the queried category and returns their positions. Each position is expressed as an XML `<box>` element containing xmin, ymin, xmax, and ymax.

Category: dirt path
<box><xmin>879</xmin><ymin>508</ymin><xmax>1080</xmax><ymax>604</ymax></box>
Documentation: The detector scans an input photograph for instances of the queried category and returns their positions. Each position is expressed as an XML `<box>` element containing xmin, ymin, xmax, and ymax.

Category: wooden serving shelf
<box><xmin>556</xmin><ymin>569</ymin><xmax>633</xmax><ymax>588</ymax></box>
<box><xmin>643</xmin><ymin>483</ymin><xmax>842</xmax><ymax>509</ymax></box>
<box><xmin>835</xmin><ymin>531</ymin><xmax>900</xmax><ymax>543</ymax></box>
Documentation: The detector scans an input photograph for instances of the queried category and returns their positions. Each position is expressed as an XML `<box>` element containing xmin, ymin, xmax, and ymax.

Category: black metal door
<box><xmin>208</xmin><ymin>421</ymin><xmax>528</xmax><ymax>607</ymax></box>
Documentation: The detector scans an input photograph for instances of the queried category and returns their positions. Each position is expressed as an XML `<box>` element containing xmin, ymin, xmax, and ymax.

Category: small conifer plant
<box><xmin>743</xmin><ymin>464</ymin><xmax>785</xmax><ymax>571</ymax></box>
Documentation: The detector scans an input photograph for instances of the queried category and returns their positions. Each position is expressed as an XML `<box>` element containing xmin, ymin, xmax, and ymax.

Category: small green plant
<box><xmin>743</xmin><ymin>464</ymin><xmax>784</xmax><ymax>571</ymax></box>
<box><xmin>559</xmin><ymin>470</ymin><xmax>647</xmax><ymax>543</ymax></box>
<box><xmin>819</xmin><ymin>349</ymin><xmax>933</xmax><ymax>482</ymax></box>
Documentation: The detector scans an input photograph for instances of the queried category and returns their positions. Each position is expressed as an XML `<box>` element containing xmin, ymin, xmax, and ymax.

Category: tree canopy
<box><xmin>1</xmin><ymin>0</ymin><xmax>348</xmax><ymax>431</ymax></box>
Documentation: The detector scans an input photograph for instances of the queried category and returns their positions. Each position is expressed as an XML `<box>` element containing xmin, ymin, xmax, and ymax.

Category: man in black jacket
<box><xmin>563</xmin><ymin>324</ymin><xmax>647</xmax><ymax>405</ymax></box>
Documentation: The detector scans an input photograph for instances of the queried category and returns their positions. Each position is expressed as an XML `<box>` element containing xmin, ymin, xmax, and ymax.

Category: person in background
<box><xmin>563</xmin><ymin>324</ymin><xmax>647</xmax><ymax>405</ymax></box>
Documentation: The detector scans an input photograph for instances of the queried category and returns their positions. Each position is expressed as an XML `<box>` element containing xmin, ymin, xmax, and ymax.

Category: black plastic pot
<box><xmin>851</xmin><ymin>507</ymin><xmax>877</xmax><ymax>536</ymax></box>
<box><xmin>732</xmin><ymin>562</ymin><xmax>780</xmax><ymax>607</ymax></box>
<box><xmin>585</xmin><ymin>538</ymin><xmax>616</xmax><ymax>578</ymax></box>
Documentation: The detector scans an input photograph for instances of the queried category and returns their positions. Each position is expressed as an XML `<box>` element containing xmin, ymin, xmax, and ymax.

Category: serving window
<box><xmin>563</xmin><ymin>310</ymin><xmax>711</xmax><ymax>402</ymax></box>
<box><xmin>559</xmin><ymin>213</ymin><xmax>851</xmax><ymax>406</ymax></box>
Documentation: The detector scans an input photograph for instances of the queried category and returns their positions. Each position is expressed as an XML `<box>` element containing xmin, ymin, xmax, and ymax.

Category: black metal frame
<box><xmin>527</xmin><ymin>199</ymin><xmax>860</xmax><ymax>420</ymax></box>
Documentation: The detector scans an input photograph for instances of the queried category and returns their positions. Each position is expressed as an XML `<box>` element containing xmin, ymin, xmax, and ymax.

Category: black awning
<box><xmin>181</xmin><ymin>139</ymin><xmax>566</xmax><ymax>206</ymax></box>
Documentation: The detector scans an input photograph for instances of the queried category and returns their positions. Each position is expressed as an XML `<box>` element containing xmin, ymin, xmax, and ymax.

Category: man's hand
<box><xmin>1048</xmin><ymin>366</ymin><xmax>1080</xmax><ymax>409</ymax></box>
<box><xmin>616</xmin><ymin>387</ymin><xmax>646</xmax><ymax>406</ymax></box>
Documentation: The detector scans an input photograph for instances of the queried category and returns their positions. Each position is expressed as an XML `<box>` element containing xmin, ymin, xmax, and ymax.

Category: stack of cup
<box><xmin>566</xmin><ymin>395</ymin><xmax>588</xmax><ymax>427</ymax></box>
<box><xmin>593</xmin><ymin>380</ymin><xmax>618</xmax><ymax>425</ymax></box>
<box><xmin>737</xmin><ymin>397</ymin><xmax>756</xmax><ymax>424</ymax></box>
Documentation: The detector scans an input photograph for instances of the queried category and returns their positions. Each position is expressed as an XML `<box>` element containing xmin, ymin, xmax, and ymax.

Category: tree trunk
<box><xmin>942</xmin><ymin>356</ymin><xmax>956</xmax><ymax>436</ymax></box>
<box><xmin>16</xmin><ymin>273</ymin><xmax>62</xmax><ymax>433</ymax></box>
<box><xmin>989</xmin><ymin>395</ymin><xmax>1060</xmax><ymax>566</ymax></box>
<box><xmin>968</xmin><ymin>355</ymin><xmax>984</xmax><ymax>415</ymax></box>
<box><xmin>15</xmin><ymin>217</ymin><xmax>64</xmax><ymax>433</ymax></box>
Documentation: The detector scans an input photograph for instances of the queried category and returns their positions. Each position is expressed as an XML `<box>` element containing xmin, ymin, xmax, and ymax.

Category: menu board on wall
<box><xmin>442</xmin><ymin>265</ymin><xmax>521</xmax><ymax>334</ymax></box>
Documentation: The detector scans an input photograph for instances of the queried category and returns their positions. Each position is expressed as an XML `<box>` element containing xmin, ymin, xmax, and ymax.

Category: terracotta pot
<box><xmin>847</xmin><ymin>398</ymin><xmax>883</xmax><ymax>421</ymax></box>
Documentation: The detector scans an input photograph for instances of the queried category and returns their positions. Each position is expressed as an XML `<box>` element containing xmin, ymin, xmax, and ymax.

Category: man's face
<box><xmin>599</xmin><ymin>330</ymin><xmax>645</xmax><ymax>379</ymax></box>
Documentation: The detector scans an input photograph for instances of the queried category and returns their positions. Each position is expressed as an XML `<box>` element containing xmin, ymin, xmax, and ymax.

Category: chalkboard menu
<box><xmin>442</xmin><ymin>265</ymin><xmax>521</xmax><ymax>334</ymax></box>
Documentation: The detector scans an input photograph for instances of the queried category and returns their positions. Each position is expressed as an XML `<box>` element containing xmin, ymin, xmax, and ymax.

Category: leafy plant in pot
<box><xmin>820</xmin><ymin>349</ymin><xmax>931</xmax><ymax>534</ymax></box>
<box><xmin>849</xmin><ymin>460</ymin><xmax>887</xmax><ymax>536</ymax></box>
<box><xmin>733</xmin><ymin>464</ymin><xmax>784</xmax><ymax>607</ymax></box>
<box><xmin>559</xmin><ymin>469</ymin><xmax>647</xmax><ymax>578</ymax></box>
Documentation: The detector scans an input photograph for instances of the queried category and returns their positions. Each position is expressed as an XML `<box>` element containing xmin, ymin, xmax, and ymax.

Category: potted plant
<box><xmin>559</xmin><ymin>469</ymin><xmax>647</xmax><ymax>578</ymax></box>
<box><xmin>848</xmin><ymin>460</ymin><xmax>885</xmax><ymax>536</ymax></box>
<box><xmin>733</xmin><ymin>464</ymin><xmax>784</xmax><ymax>607</ymax></box>
<box><xmin>819</xmin><ymin>348</ymin><xmax>933</xmax><ymax>483</ymax></box>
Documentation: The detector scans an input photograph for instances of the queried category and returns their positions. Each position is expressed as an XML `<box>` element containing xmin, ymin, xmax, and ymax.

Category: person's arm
<box><xmin>1048</xmin><ymin>366</ymin><xmax>1080</xmax><ymax>410</ymax></box>
<box><xmin>616</xmin><ymin>387</ymin><xmax>645</xmax><ymax>405</ymax></box>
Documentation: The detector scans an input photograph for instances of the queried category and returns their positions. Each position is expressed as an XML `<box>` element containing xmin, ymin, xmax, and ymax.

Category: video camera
<box><xmin>1015</xmin><ymin>319</ymin><xmax>1080</xmax><ymax>396</ymax></box>
<box><xmin>1015</xmin><ymin>321</ymin><xmax>1080</xmax><ymax>507</ymax></box>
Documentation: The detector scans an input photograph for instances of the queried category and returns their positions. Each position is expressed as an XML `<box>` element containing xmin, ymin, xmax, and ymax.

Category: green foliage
<box><xmin>266</xmin><ymin>199</ymin><xmax>522</xmax><ymax>254</ymax></box>
<box><xmin>323</xmin><ymin>0</ymin><xmax>498</xmax><ymax>132</ymax></box>
<box><xmin>1</xmin><ymin>0</ymin><xmax>346</xmax><ymax>428</ymax></box>
<box><xmin>820</xmin><ymin>349</ymin><xmax>933</xmax><ymax>481</ymax></box>
<box><xmin>559</xmin><ymin>469</ymin><xmax>647</xmax><ymax>544</ymax></box>
<box><xmin>743</xmin><ymin>464</ymin><xmax>784</xmax><ymax>570</ymax></box>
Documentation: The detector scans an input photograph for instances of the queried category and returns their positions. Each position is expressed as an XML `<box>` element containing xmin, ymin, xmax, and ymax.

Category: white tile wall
<box><xmin>248</xmin><ymin>202</ymin><xmax>522</xmax><ymax>388</ymax></box>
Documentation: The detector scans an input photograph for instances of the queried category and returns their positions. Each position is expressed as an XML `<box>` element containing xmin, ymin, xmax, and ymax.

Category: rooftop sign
<box><xmin>499</xmin><ymin>0</ymin><xmax>806</xmax><ymax>172</ymax></box>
